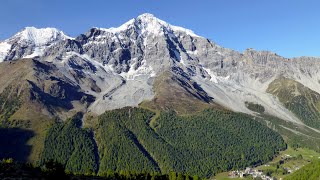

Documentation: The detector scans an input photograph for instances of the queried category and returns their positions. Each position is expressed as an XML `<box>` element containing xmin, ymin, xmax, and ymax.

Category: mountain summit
<box><xmin>10</xmin><ymin>27</ymin><xmax>71</xmax><ymax>46</ymax></box>
<box><xmin>0</xmin><ymin>13</ymin><xmax>319</xmax><ymax>129</ymax></box>
<box><xmin>97</xmin><ymin>13</ymin><xmax>200</xmax><ymax>37</ymax></box>
<box><xmin>0</xmin><ymin>27</ymin><xmax>70</xmax><ymax>61</ymax></box>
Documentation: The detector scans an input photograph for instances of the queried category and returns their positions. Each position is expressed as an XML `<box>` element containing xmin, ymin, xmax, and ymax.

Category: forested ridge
<box><xmin>1</xmin><ymin>107</ymin><xmax>286</xmax><ymax>178</ymax></box>
<box><xmin>94</xmin><ymin>107</ymin><xmax>285</xmax><ymax>177</ymax></box>
<box><xmin>267</xmin><ymin>78</ymin><xmax>320</xmax><ymax>129</ymax></box>
<box><xmin>154</xmin><ymin>109</ymin><xmax>286</xmax><ymax>175</ymax></box>
<box><xmin>39</xmin><ymin>112</ymin><xmax>98</xmax><ymax>174</ymax></box>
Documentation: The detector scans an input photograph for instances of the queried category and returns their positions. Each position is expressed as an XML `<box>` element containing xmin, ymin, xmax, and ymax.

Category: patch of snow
<box><xmin>171</xmin><ymin>25</ymin><xmax>201</xmax><ymax>38</ymax></box>
<box><xmin>120</xmin><ymin>59</ymin><xmax>156</xmax><ymax>80</ymax></box>
<box><xmin>23</xmin><ymin>47</ymin><xmax>44</xmax><ymax>58</ymax></box>
<box><xmin>202</xmin><ymin>68</ymin><xmax>218</xmax><ymax>83</ymax></box>
<box><xmin>0</xmin><ymin>42</ymin><xmax>11</xmax><ymax>62</ymax></box>
<box><xmin>180</xmin><ymin>58</ymin><xmax>186</xmax><ymax>66</ymax></box>
<box><xmin>98</xmin><ymin>19</ymin><xmax>135</xmax><ymax>34</ymax></box>
<box><xmin>84</xmin><ymin>40</ymin><xmax>108</xmax><ymax>46</ymax></box>
<box><xmin>187</xmin><ymin>50</ymin><xmax>198</xmax><ymax>55</ymax></box>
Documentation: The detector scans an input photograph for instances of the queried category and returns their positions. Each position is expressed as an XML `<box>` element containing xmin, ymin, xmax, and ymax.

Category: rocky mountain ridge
<box><xmin>0</xmin><ymin>13</ymin><xmax>319</xmax><ymax>129</ymax></box>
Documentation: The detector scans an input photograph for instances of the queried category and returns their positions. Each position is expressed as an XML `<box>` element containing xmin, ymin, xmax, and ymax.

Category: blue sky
<box><xmin>0</xmin><ymin>0</ymin><xmax>319</xmax><ymax>58</ymax></box>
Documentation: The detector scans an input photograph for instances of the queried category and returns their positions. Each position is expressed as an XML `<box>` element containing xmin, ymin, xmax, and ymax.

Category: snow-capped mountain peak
<box><xmin>0</xmin><ymin>27</ymin><xmax>72</xmax><ymax>61</ymax></box>
<box><xmin>136</xmin><ymin>13</ymin><xmax>158</xmax><ymax>20</ymax></box>
<box><xmin>136</xmin><ymin>13</ymin><xmax>201</xmax><ymax>37</ymax></box>
<box><xmin>135</xmin><ymin>13</ymin><xmax>169</xmax><ymax>34</ymax></box>
<box><xmin>97</xmin><ymin>13</ymin><xmax>201</xmax><ymax>37</ymax></box>
<box><xmin>1</xmin><ymin>13</ymin><xmax>320</xmax><ymax>128</ymax></box>
<box><xmin>10</xmin><ymin>26</ymin><xmax>72</xmax><ymax>45</ymax></box>
<box><xmin>136</xmin><ymin>13</ymin><xmax>199</xmax><ymax>37</ymax></box>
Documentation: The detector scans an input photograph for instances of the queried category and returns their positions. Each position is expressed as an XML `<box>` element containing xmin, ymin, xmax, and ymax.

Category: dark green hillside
<box><xmin>245</xmin><ymin>101</ymin><xmax>265</xmax><ymax>113</ymax></box>
<box><xmin>40</xmin><ymin>113</ymin><xmax>98</xmax><ymax>175</ymax></box>
<box><xmin>267</xmin><ymin>78</ymin><xmax>320</xmax><ymax>129</ymax></box>
<box><xmin>0</xmin><ymin>85</ymin><xmax>22</xmax><ymax>123</ymax></box>
<box><xmin>257</xmin><ymin>115</ymin><xmax>320</xmax><ymax>152</ymax></box>
<box><xmin>0</xmin><ymin>158</ymin><xmax>196</xmax><ymax>179</ymax></box>
<box><xmin>95</xmin><ymin>108</ymin><xmax>163</xmax><ymax>175</ymax></box>
<box><xmin>154</xmin><ymin>109</ymin><xmax>286</xmax><ymax>176</ymax></box>
<box><xmin>285</xmin><ymin>160</ymin><xmax>320</xmax><ymax>180</ymax></box>
<box><xmin>95</xmin><ymin>107</ymin><xmax>286</xmax><ymax>177</ymax></box>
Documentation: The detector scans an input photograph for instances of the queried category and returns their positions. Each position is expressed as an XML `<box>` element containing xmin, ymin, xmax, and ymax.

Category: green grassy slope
<box><xmin>285</xmin><ymin>160</ymin><xmax>320</xmax><ymax>180</ymax></box>
<box><xmin>0</xmin><ymin>59</ymin><xmax>94</xmax><ymax>164</ymax></box>
<box><xmin>257</xmin><ymin>115</ymin><xmax>320</xmax><ymax>152</ymax></box>
<box><xmin>0</xmin><ymin>85</ymin><xmax>21</xmax><ymax>122</ymax></box>
<box><xmin>140</xmin><ymin>72</ymin><xmax>214</xmax><ymax>115</ymax></box>
<box><xmin>215</xmin><ymin>146</ymin><xmax>320</xmax><ymax>180</ymax></box>
<box><xmin>0</xmin><ymin>82</ymin><xmax>54</xmax><ymax>164</ymax></box>
<box><xmin>267</xmin><ymin>78</ymin><xmax>320</xmax><ymax>129</ymax></box>
<box><xmin>245</xmin><ymin>101</ymin><xmax>265</xmax><ymax>113</ymax></box>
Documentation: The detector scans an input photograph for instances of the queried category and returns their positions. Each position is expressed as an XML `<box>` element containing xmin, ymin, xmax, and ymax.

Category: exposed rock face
<box><xmin>0</xmin><ymin>13</ymin><xmax>320</xmax><ymax>126</ymax></box>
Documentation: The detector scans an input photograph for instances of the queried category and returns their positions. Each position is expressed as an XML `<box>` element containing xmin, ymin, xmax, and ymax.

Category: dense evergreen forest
<box><xmin>258</xmin><ymin>115</ymin><xmax>320</xmax><ymax>152</ymax></box>
<box><xmin>1</xmin><ymin>107</ymin><xmax>286</xmax><ymax>178</ymax></box>
<box><xmin>155</xmin><ymin>109</ymin><xmax>286</xmax><ymax>175</ymax></box>
<box><xmin>39</xmin><ymin>112</ymin><xmax>98</xmax><ymax>175</ymax></box>
<box><xmin>0</xmin><ymin>158</ymin><xmax>196</xmax><ymax>180</ymax></box>
<box><xmin>267</xmin><ymin>78</ymin><xmax>320</xmax><ymax>129</ymax></box>
<box><xmin>95</xmin><ymin>108</ymin><xmax>161</xmax><ymax>175</ymax></box>
<box><xmin>94</xmin><ymin>108</ymin><xmax>285</xmax><ymax>177</ymax></box>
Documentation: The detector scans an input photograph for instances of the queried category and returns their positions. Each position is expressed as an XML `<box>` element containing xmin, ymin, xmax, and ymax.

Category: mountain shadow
<box><xmin>0</xmin><ymin>127</ymin><xmax>34</xmax><ymax>162</ymax></box>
